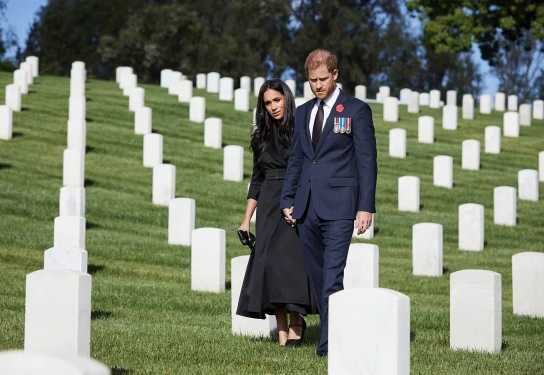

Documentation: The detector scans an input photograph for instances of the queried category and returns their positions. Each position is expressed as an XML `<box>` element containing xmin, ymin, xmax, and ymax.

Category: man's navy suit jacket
<box><xmin>280</xmin><ymin>89</ymin><xmax>377</xmax><ymax>220</ymax></box>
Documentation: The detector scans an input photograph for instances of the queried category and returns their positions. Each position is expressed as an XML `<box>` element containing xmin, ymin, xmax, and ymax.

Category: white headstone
<box><xmin>429</xmin><ymin>89</ymin><xmax>441</xmax><ymax>108</ymax></box>
<box><xmin>344</xmin><ymin>244</ymin><xmax>379</xmax><ymax>289</ymax></box>
<box><xmin>512</xmin><ymin>252</ymin><xmax>544</xmax><ymax>318</ymax></box>
<box><xmin>143</xmin><ymin>133</ymin><xmax>163</xmax><ymax>168</ymax></box>
<box><xmin>407</xmin><ymin>91</ymin><xmax>419</xmax><ymax>113</ymax></box>
<box><xmin>533</xmin><ymin>100</ymin><xmax>544</xmax><ymax>120</ymax></box>
<box><xmin>398</xmin><ymin>176</ymin><xmax>420</xmax><ymax>212</ymax></box>
<box><xmin>128</xmin><ymin>87</ymin><xmax>144</xmax><ymax>112</ymax></box>
<box><xmin>412</xmin><ymin>223</ymin><xmax>443</xmax><ymax>277</ymax></box>
<box><xmin>204</xmin><ymin>117</ymin><xmax>222</xmax><ymax>149</ymax></box>
<box><xmin>503</xmin><ymin>112</ymin><xmax>520</xmax><ymax>137</ymax></box>
<box><xmin>419</xmin><ymin>92</ymin><xmax>430</xmax><ymax>106</ymax></box>
<box><xmin>539</xmin><ymin>151</ymin><xmax>544</xmax><ymax>182</ymax></box>
<box><xmin>25</xmin><ymin>56</ymin><xmax>39</xmax><ymax>77</ymax></box>
<box><xmin>418</xmin><ymin>116</ymin><xmax>434</xmax><ymax>144</ymax></box>
<box><xmin>223</xmin><ymin>145</ymin><xmax>244</xmax><ymax>182</ymax></box>
<box><xmin>167</xmin><ymin>72</ymin><xmax>183</xmax><ymax>96</ymax></box>
<box><xmin>59</xmin><ymin>187</ymin><xmax>85</xmax><ymax>217</ymax></box>
<box><xmin>389</xmin><ymin>128</ymin><xmax>406</xmax><ymax>159</ymax></box>
<box><xmin>6</xmin><ymin>84</ymin><xmax>22</xmax><ymax>112</ymax></box>
<box><xmin>479</xmin><ymin>94</ymin><xmax>492</xmax><ymax>114</ymax></box>
<box><xmin>484</xmin><ymin>126</ymin><xmax>501</xmax><ymax>154</ymax></box>
<box><xmin>53</xmin><ymin>216</ymin><xmax>85</xmax><ymax>251</ymax></box>
<box><xmin>446</xmin><ymin>90</ymin><xmax>457</xmax><ymax>106</ymax></box>
<box><xmin>177</xmin><ymin>80</ymin><xmax>193</xmax><ymax>103</ymax></box>
<box><xmin>63</xmin><ymin>149</ymin><xmax>85</xmax><ymax>188</ymax></box>
<box><xmin>134</xmin><ymin>106</ymin><xmax>152</xmax><ymax>135</ymax></box>
<box><xmin>450</xmin><ymin>270</ymin><xmax>502</xmax><ymax>353</ymax></box>
<box><xmin>191</xmin><ymin>228</ymin><xmax>225</xmax><ymax>293</ymax></box>
<box><xmin>517</xmin><ymin>169</ymin><xmax>538</xmax><ymax>201</ymax></box>
<box><xmin>254</xmin><ymin>77</ymin><xmax>265</xmax><ymax>97</ymax></box>
<box><xmin>234</xmin><ymin>88</ymin><xmax>250</xmax><ymax>112</ymax></box>
<box><xmin>383</xmin><ymin>97</ymin><xmax>399</xmax><ymax>122</ymax></box>
<box><xmin>284</xmin><ymin>79</ymin><xmax>296</xmax><ymax>96</ymax></box>
<box><xmin>399</xmin><ymin>88</ymin><xmax>411</xmax><ymax>105</ymax></box>
<box><xmin>160</xmin><ymin>69</ymin><xmax>172</xmax><ymax>88</ymax></box>
<box><xmin>354</xmin><ymin>85</ymin><xmax>366</xmax><ymax>101</ymax></box>
<box><xmin>168</xmin><ymin>198</ymin><xmax>195</xmax><ymax>246</ymax></box>
<box><xmin>152</xmin><ymin>164</ymin><xmax>176</xmax><ymax>206</ymax></box>
<box><xmin>206</xmin><ymin>72</ymin><xmax>220</xmax><ymax>93</ymax></box>
<box><xmin>116</xmin><ymin>66</ymin><xmax>132</xmax><ymax>86</ymax></box>
<box><xmin>493</xmin><ymin>186</ymin><xmax>516</xmax><ymax>226</ymax></box>
<box><xmin>240</xmin><ymin>76</ymin><xmax>251</xmax><ymax>92</ymax></box>
<box><xmin>519</xmin><ymin>104</ymin><xmax>531</xmax><ymax>126</ymax></box>
<box><xmin>442</xmin><ymin>105</ymin><xmax>458</xmax><ymax>130</ymax></box>
<box><xmin>377</xmin><ymin>86</ymin><xmax>390</xmax><ymax>102</ymax></box>
<box><xmin>231</xmin><ymin>256</ymin><xmax>277</xmax><ymax>337</ymax></box>
<box><xmin>24</xmin><ymin>270</ymin><xmax>91</xmax><ymax>358</ymax></box>
<box><xmin>219</xmin><ymin>77</ymin><xmax>234</xmax><ymax>101</ymax></box>
<box><xmin>121</xmin><ymin>74</ymin><xmax>137</xmax><ymax>96</ymax></box>
<box><xmin>433</xmin><ymin>155</ymin><xmax>453</xmax><ymax>189</ymax></box>
<box><xmin>494</xmin><ymin>92</ymin><xmax>506</xmax><ymax>111</ymax></box>
<box><xmin>189</xmin><ymin>96</ymin><xmax>206</xmax><ymax>123</ymax></box>
<box><xmin>507</xmin><ymin>95</ymin><xmax>518</xmax><ymax>111</ymax></box>
<box><xmin>0</xmin><ymin>105</ymin><xmax>13</xmax><ymax>140</ymax></box>
<box><xmin>14</xmin><ymin>69</ymin><xmax>29</xmax><ymax>95</ymax></box>
<box><xmin>461</xmin><ymin>139</ymin><xmax>480</xmax><ymax>170</ymax></box>
<box><xmin>196</xmin><ymin>73</ymin><xmax>206</xmax><ymax>89</ymax></box>
<box><xmin>462</xmin><ymin>94</ymin><xmax>474</xmax><ymax>120</ymax></box>
<box><xmin>329</xmin><ymin>288</ymin><xmax>410</xmax><ymax>375</ymax></box>
<box><xmin>458</xmin><ymin>203</ymin><xmax>484</xmax><ymax>251</ymax></box>
<box><xmin>0</xmin><ymin>351</ymin><xmax>110</xmax><ymax>375</ymax></box>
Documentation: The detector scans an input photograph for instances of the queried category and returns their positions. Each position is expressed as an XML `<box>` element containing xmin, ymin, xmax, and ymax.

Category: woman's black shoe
<box><xmin>286</xmin><ymin>318</ymin><xmax>306</xmax><ymax>347</ymax></box>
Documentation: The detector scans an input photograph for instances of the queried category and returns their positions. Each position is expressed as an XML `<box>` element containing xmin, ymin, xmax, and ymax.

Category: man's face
<box><xmin>308</xmin><ymin>64</ymin><xmax>338</xmax><ymax>101</ymax></box>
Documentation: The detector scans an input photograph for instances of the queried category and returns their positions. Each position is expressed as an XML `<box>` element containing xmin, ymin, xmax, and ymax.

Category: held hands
<box><xmin>355</xmin><ymin>211</ymin><xmax>373</xmax><ymax>235</ymax></box>
<box><xmin>239</xmin><ymin>220</ymin><xmax>250</xmax><ymax>233</ymax></box>
<box><xmin>282</xmin><ymin>207</ymin><xmax>296</xmax><ymax>226</ymax></box>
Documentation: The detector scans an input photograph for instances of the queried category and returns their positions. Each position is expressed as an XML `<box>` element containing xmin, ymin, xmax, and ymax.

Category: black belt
<box><xmin>264</xmin><ymin>168</ymin><xmax>286</xmax><ymax>180</ymax></box>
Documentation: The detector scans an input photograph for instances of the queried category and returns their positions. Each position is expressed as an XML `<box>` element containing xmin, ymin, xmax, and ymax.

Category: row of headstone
<box><xmin>24</xmin><ymin>62</ymin><xmax>97</xmax><ymax>371</ymax></box>
<box><xmin>119</xmin><ymin>67</ymin><xmax>199</xmax><ymax>249</ymax></box>
<box><xmin>1</xmin><ymin>57</ymin><xmax>39</xmax><ymax>140</ymax></box>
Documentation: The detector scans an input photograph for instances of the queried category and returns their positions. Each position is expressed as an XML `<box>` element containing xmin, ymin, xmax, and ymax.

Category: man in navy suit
<box><xmin>281</xmin><ymin>49</ymin><xmax>377</xmax><ymax>356</ymax></box>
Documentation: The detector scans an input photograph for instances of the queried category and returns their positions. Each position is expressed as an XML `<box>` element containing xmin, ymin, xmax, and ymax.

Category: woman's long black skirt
<box><xmin>236</xmin><ymin>178</ymin><xmax>315</xmax><ymax>319</ymax></box>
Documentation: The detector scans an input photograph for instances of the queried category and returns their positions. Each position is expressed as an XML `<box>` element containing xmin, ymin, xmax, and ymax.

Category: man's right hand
<box><xmin>282</xmin><ymin>207</ymin><xmax>296</xmax><ymax>226</ymax></box>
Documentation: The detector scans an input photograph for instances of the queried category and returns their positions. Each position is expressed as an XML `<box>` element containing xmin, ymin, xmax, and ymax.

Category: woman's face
<box><xmin>263</xmin><ymin>89</ymin><xmax>285</xmax><ymax>121</ymax></box>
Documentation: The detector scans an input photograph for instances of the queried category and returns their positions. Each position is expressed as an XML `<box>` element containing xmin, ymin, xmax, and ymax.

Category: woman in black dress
<box><xmin>237</xmin><ymin>79</ymin><xmax>313</xmax><ymax>346</ymax></box>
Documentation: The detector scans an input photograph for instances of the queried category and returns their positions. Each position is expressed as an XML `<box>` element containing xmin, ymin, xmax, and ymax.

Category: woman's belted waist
<box><xmin>264</xmin><ymin>168</ymin><xmax>286</xmax><ymax>180</ymax></box>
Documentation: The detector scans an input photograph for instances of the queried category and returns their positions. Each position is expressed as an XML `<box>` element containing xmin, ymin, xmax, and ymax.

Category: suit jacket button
<box><xmin>312</xmin><ymin>160</ymin><xmax>317</xmax><ymax>164</ymax></box>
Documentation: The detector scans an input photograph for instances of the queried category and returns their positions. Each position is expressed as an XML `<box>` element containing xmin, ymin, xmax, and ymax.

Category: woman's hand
<box><xmin>239</xmin><ymin>220</ymin><xmax>250</xmax><ymax>233</ymax></box>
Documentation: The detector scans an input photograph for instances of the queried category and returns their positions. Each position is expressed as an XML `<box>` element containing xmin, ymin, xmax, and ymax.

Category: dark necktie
<box><xmin>312</xmin><ymin>101</ymin><xmax>324</xmax><ymax>149</ymax></box>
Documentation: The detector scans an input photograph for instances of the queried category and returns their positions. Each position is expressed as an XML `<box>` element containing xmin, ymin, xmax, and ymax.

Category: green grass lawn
<box><xmin>0</xmin><ymin>71</ymin><xmax>543</xmax><ymax>374</ymax></box>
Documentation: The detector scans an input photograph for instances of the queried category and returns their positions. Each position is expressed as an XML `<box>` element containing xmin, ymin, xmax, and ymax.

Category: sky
<box><xmin>4</xmin><ymin>0</ymin><xmax>499</xmax><ymax>94</ymax></box>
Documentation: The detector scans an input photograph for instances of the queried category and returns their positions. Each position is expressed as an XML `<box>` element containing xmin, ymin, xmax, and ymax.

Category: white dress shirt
<box><xmin>309</xmin><ymin>86</ymin><xmax>341</xmax><ymax>139</ymax></box>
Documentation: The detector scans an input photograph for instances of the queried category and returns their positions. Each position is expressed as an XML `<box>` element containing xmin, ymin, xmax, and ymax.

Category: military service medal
<box><xmin>334</xmin><ymin>117</ymin><xmax>352</xmax><ymax>134</ymax></box>
<box><xmin>334</xmin><ymin>117</ymin><xmax>340</xmax><ymax>133</ymax></box>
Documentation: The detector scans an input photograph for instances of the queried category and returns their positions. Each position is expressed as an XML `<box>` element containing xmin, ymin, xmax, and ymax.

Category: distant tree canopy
<box><xmin>22</xmin><ymin>0</ymin><xmax>485</xmax><ymax>96</ymax></box>
<box><xmin>408</xmin><ymin>0</ymin><xmax>544</xmax><ymax>100</ymax></box>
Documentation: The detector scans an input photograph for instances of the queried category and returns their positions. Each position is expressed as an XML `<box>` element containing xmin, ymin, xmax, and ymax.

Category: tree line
<box><xmin>1</xmin><ymin>0</ymin><xmax>543</xmax><ymax>100</ymax></box>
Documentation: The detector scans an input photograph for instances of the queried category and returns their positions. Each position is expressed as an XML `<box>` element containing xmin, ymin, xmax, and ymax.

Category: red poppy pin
<box><xmin>336</xmin><ymin>104</ymin><xmax>344</xmax><ymax>113</ymax></box>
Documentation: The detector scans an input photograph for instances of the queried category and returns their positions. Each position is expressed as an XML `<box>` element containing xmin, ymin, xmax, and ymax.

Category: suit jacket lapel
<box><xmin>304</xmin><ymin>98</ymin><xmax>317</xmax><ymax>156</ymax></box>
<box><xmin>315</xmin><ymin>90</ymin><xmax>344</xmax><ymax>155</ymax></box>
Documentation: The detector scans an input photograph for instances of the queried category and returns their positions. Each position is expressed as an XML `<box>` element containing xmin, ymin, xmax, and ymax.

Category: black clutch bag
<box><xmin>237</xmin><ymin>229</ymin><xmax>256</xmax><ymax>253</ymax></box>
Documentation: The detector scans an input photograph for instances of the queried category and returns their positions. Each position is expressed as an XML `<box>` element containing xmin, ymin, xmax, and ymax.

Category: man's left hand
<box><xmin>355</xmin><ymin>211</ymin><xmax>373</xmax><ymax>234</ymax></box>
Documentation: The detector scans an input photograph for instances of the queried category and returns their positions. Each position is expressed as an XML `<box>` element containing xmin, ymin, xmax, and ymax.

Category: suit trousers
<box><xmin>298</xmin><ymin>193</ymin><xmax>354</xmax><ymax>354</ymax></box>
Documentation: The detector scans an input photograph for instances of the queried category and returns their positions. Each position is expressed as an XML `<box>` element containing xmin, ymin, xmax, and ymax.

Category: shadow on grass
<box><xmin>85</xmin><ymin>178</ymin><xmax>97</xmax><ymax>187</ymax></box>
<box><xmin>443</xmin><ymin>266</ymin><xmax>450</xmax><ymax>275</ymax></box>
<box><xmin>225</xmin><ymin>281</ymin><xmax>231</xmax><ymax>290</ymax></box>
<box><xmin>111</xmin><ymin>367</ymin><xmax>131</xmax><ymax>374</ymax></box>
<box><xmin>0</xmin><ymin>163</ymin><xmax>13</xmax><ymax>170</ymax></box>
<box><xmin>86</xmin><ymin>117</ymin><xmax>94</xmax><ymax>123</ymax></box>
<box><xmin>411</xmin><ymin>331</ymin><xmax>416</xmax><ymax>342</ymax></box>
<box><xmin>86</xmin><ymin>145</ymin><xmax>96</xmax><ymax>153</ymax></box>
<box><xmin>12</xmin><ymin>131</ymin><xmax>24</xmax><ymax>138</ymax></box>
<box><xmin>87</xmin><ymin>221</ymin><xmax>101</xmax><ymax>230</ymax></box>
<box><xmin>88</xmin><ymin>264</ymin><xmax>105</xmax><ymax>274</ymax></box>
<box><xmin>21</xmin><ymin>107</ymin><xmax>30</xmax><ymax>112</ymax></box>
<box><xmin>91</xmin><ymin>310</ymin><xmax>112</xmax><ymax>320</ymax></box>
